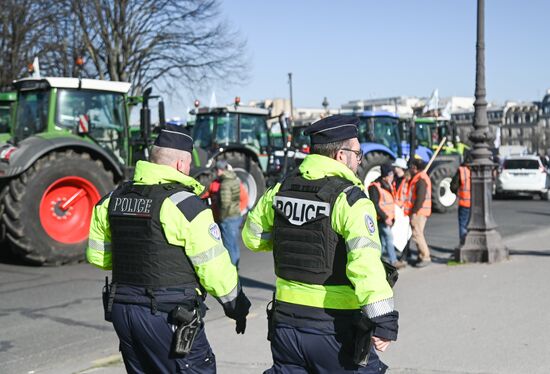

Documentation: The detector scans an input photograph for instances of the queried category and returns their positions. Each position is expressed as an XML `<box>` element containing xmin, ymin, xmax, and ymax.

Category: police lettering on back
<box><xmin>274</xmin><ymin>196</ymin><xmax>330</xmax><ymax>226</ymax></box>
<box><xmin>112</xmin><ymin>197</ymin><xmax>153</xmax><ymax>216</ymax></box>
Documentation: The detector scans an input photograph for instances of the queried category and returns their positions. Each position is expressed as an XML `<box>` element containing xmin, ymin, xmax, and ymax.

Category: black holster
<box><xmin>169</xmin><ymin>304</ymin><xmax>202</xmax><ymax>357</ymax></box>
<box><xmin>382</xmin><ymin>260</ymin><xmax>398</xmax><ymax>288</ymax></box>
<box><xmin>102</xmin><ymin>277</ymin><xmax>116</xmax><ymax>322</ymax></box>
<box><xmin>266</xmin><ymin>293</ymin><xmax>275</xmax><ymax>341</ymax></box>
<box><xmin>353</xmin><ymin>317</ymin><xmax>374</xmax><ymax>367</ymax></box>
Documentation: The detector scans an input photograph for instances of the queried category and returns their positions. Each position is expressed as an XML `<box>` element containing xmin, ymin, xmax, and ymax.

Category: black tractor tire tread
<box><xmin>429</xmin><ymin>165</ymin><xmax>457</xmax><ymax>214</ymax></box>
<box><xmin>2</xmin><ymin>150</ymin><xmax>115</xmax><ymax>265</ymax></box>
<box><xmin>4</xmin><ymin>193</ymin><xmax>21</xmax><ymax>221</ymax></box>
<box><xmin>358</xmin><ymin>152</ymin><xmax>393</xmax><ymax>186</ymax></box>
<box><xmin>0</xmin><ymin>183</ymin><xmax>9</xmax><ymax>242</ymax></box>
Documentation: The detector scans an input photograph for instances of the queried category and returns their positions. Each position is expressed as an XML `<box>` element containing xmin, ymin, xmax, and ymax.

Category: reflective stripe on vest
<box><xmin>369</xmin><ymin>181</ymin><xmax>395</xmax><ymax>221</ymax></box>
<box><xmin>458</xmin><ymin>166</ymin><xmax>471</xmax><ymax>208</ymax></box>
<box><xmin>404</xmin><ymin>172</ymin><xmax>432</xmax><ymax>216</ymax></box>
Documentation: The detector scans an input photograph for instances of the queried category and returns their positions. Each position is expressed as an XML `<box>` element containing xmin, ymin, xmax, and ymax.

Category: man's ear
<box><xmin>175</xmin><ymin>159</ymin><xmax>184</xmax><ymax>172</ymax></box>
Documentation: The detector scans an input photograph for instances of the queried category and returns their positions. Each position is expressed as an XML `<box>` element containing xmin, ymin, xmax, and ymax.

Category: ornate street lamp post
<box><xmin>322</xmin><ymin>97</ymin><xmax>329</xmax><ymax>115</ymax></box>
<box><xmin>288</xmin><ymin>73</ymin><xmax>294</xmax><ymax>122</ymax></box>
<box><xmin>455</xmin><ymin>0</ymin><xmax>508</xmax><ymax>263</ymax></box>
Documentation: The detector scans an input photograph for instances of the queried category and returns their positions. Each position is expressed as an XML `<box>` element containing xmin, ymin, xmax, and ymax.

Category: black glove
<box><xmin>236</xmin><ymin>317</ymin><xmax>247</xmax><ymax>334</ymax></box>
<box><xmin>222</xmin><ymin>289</ymin><xmax>251</xmax><ymax>321</ymax></box>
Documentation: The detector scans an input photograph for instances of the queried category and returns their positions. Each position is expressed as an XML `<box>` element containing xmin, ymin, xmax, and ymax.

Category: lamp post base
<box><xmin>455</xmin><ymin>229</ymin><xmax>508</xmax><ymax>263</ymax></box>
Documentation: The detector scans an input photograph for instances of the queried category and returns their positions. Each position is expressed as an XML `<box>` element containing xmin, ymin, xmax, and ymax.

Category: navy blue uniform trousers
<box><xmin>265</xmin><ymin>323</ymin><xmax>387</xmax><ymax>374</ymax></box>
<box><xmin>111</xmin><ymin>303</ymin><xmax>216</xmax><ymax>373</ymax></box>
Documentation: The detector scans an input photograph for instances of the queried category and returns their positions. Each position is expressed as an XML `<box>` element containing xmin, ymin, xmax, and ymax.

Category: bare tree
<box><xmin>38</xmin><ymin>2</ymin><xmax>96</xmax><ymax>78</ymax></box>
<box><xmin>0</xmin><ymin>0</ymin><xmax>55</xmax><ymax>90</ymax></box>
<box><xmin>70</xmin><ymin>0</ymin><xmax>248</xmax><ymax>94</ymax></box>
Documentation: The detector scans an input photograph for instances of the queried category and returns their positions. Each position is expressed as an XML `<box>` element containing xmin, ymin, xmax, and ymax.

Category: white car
<box><xmin>496</xmin><ymin>155</ymin><xmax>550</xmax><ymax>199</ymax></box>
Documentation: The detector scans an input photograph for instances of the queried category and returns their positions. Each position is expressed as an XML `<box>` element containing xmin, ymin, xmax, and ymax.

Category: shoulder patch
<box><xmin>345</xmin><ymin>186</ymin><xmax>367</xmax><ymax>206</ymax></box>
<box><xmin>96</xmin><ymin>191</ymin><xmax>113</xmax><ymax>207</ymax></box>
<box><xmin>365</xmin><ymin>214</ymin><xmax>377</xmax><ymax>234</ymax></box>
<box><xmin>208</xmin><ymin>223</ymin><xmax>222</xmax><ymax>241</ymax></box>
<box><xmin>176</xmin><ymin>194</ymin><xmax>208</xmax><ymax>222</ymax></box>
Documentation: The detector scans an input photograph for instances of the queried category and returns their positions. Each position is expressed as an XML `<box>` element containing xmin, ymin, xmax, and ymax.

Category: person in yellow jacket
<box><xmin>87</xmin><ymin>125</ymin><xmax>251</xmax><ymax>374</ymax></box>
<box><xmin>242</xmin><ymin>115</ymin><xmax>398</xmax><ymax>374</ymax></box>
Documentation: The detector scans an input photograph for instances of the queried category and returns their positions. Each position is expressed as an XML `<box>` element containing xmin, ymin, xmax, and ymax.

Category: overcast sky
<box><xmin>164</xmin><ymin>0</ymin><xmax>550</xmax><ymax>118</ymax></box>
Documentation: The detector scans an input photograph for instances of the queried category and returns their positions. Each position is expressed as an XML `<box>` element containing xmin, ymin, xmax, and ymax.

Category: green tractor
<box><xmin>411</xmin><ymin>117</ymin><xmax>466</xmax><ymax>213</ymax></box>
<box><xmin>189</xmin><ymin>101</ymin><xmax>290</xmax><ymax>208</ymax></box>
<box><xmin>0</xmin><ymin>77</ymin><xmax>162</xmax><ymax>264</ymax></box>
<box><xmin>0</xmin><ymin>92</ymin><xmax>16</xmax><ymax>142</ymax></box>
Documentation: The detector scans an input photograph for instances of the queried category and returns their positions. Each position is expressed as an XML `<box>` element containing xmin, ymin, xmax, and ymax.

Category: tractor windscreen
<box><xmin>56</xmin><ymin>89</ymin><xmax>126</xmax><ymax>153</ymax></box>
<box><xmin>14</xmin><ymin>90</ymin><xmax>50</xmax><ymax>141</ymax></box>
<box><xmin>56</xmin><ymin>89</ymin><xmax>126</xmax><ymax>132</ymax></box>
<box><xmin>358</xmin><ymin>116</ymin><xmax>400</xmax><ymax>154</ymax></box>
<box><xmin>0</xmin><ymin>106</ymin><xmax>10</xmax><ymax>133</ymax></box>
<box><xmin>193</xmin><ymin>112</ymin><xmax>268</xmax><ymax>150</ymax></box>
<box><xmin>415</xmin><ymin>123</ymin><xmax>433</xmax><ymax>148</ymax></box>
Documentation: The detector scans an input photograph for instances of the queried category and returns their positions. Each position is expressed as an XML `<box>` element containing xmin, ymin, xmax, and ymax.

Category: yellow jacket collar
<box><xmin>133</xmin><ymin>160</ymin><xmax>205</xmax><ymax>195</ymax></box>
<box><xmin>298</xmin><ymin>154</ymin><xmax>363</xmax><ymax>187</ymax></box>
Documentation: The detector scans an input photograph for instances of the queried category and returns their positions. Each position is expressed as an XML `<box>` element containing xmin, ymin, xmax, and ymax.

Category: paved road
<box><xmin>0</xmin><ymin>198</ymin><xmax>548</xmax><ymax>374</ymax></box>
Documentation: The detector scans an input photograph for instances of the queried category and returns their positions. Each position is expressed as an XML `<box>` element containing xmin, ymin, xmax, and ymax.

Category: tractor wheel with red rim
<box><xmin>1</xmin><ymin>150</ymin><xmax>114</xmax><ymax>265</ymax></box>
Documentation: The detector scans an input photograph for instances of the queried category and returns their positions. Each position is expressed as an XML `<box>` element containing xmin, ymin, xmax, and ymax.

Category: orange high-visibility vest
<box><xmin>404</xmin><ymin>171</ymin><xmax>432</xmax><ymax>217</ymax></box>
<box><xmin>369</xmin><ymin>181</ymin><xmax>396</xmax><ymax>221</ymax></box>
<box><xmin>393</xmin><ymin>178</ymin><xmax>409</xmax><ymax>208</ymax></box>
<box><xmin>458</xmin><ymin>166</ymin><xmax>471</xmax><ymax>208</ymax></box>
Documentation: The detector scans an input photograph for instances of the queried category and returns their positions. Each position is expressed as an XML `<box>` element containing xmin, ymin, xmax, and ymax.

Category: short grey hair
<box><xmin>150</xmin><ymin>145</ymin><xmax>190</xmax><ymax>165</ymax></box>
<box><xmin>311</xmin><ymin>139</ymin><xmax>352</xmax><ymax>159</ymax></box>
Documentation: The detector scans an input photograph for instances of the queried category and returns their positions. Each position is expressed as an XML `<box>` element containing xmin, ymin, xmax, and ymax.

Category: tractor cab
<box><xmin>0</xmin><ymin>76</ymin><xmax>168</xmax><ymax>265</ymax></box>
<box><xmin>190</xmin><ymin>102</ymin><xmax>288</xmax><ymax>207</ymax></box>
<box><xmin>0</xmin><ymin>91</ymin><xmax>16</xmax><ymax>141</ymax></box>
<box><xmin>10</xmin><ymin>78</ymin><xmax>132</xmax><ymax>163</ymax></box>
<box><xmin>356</xmin><ymin>111</ymin><xmax>401</xmax><ymax>156</ymax></box>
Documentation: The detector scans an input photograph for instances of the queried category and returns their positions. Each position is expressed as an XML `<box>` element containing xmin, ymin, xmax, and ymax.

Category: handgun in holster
<box><xmin>353</xmin><ymin>316</ymin><xmax>374</xmax><ymax>367</ymax></box>
<box><xmin>382</xmin><ymin>259</ymin><xmax>399</xmax><ymax>288</ymax></box>
<box><xmin>102</xmin><ymin>276</ymin><xmax>116</xmax><ymax>322</ymax></box>
<box><xmin>266</xmin><ymin>292</ymin><xmax>275</xmax><ymax>341</ymax></box>
<box><xmin>169</xmin><ymin>305</ymin><xmax>202</xmax><ymax>357</ymax></box>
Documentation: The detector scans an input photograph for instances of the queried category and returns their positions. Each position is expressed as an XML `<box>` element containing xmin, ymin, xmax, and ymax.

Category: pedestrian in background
<box><xmin>451</xmin><ymin>154</ymin><xmax>472</xmax><ymax>245</ymax></box>
<box><xmin>87</xmin><ymin>126</ymin><xmax>251</xmax><ymax>373</ymax></box>
<box><xmin>392</xmin><ymin>158</ymin><xmax>409</xmax><ymax>208</ymax></box>
<box><xmin>405</xmin><ymin>158</ymin><xmax>432</xmax><ymax>268</ymax></box>
<box><xmin>212</xmin><ymin>159</ymin><xmax>247</xmax><ymax>268</ymax></box>
<box><xmin>368</xmin><ymin>162</ymin><xmax>406</xmax><ymax>269</ymax></box>
<box><xmin>242</xmin><ymin>115</ymin><xmax>398</xmax><ymax>373</ymax></box>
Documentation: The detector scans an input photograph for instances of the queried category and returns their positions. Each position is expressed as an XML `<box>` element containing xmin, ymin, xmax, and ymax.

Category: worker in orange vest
<box><xmin>392</xmin><ymin>158</ymin><xmax>409</xmax><ymax>208</ymax></box>
<box><xmin>368</xmin><ymin>163</ymin><xmax>407</xmax><ymax>269</ymax></box>
<box><xmin>404</xmin><ymin>159</ymin><xmax>432</xmax><ymax>268</ymax></box>
<box><xmin>451</xmin><ymin>155</ymin><xmax>472</xmax><ymax>245</ymax></box>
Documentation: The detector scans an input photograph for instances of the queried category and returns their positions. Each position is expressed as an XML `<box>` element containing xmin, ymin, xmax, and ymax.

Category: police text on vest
<box><xmin>274</xmin><ymin>196</ymin><xmax>330</xmax><ymax>226</ymax></box>
<box><xmin>112</xmin><ymin>197</ymin><xmax>153</xmax><ymax>216</ymax></box>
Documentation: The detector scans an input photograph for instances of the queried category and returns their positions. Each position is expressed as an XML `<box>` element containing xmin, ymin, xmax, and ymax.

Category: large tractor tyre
<box><xmin>2</xmin><ymin>150</ymin><xmax>115</xmax><ymax>265</ymax></box>
<box><xmin>219</xmin><ymin>151</ymin><xmax>265</xmax><ymax>210</ymax></box>
<box><xmin>0</xmin><ymin>182</ymin><xmax>9</xmax><ymax>243</ymax></box>
<box><xmin>430</xmin><ymin>165</ymin><xmax>457</xmax><ymax>214</ymax></box>
<box><xmin>358</xmin><ymin>152</ymin><xmax>393</xmax><ymax>188</ymax></box>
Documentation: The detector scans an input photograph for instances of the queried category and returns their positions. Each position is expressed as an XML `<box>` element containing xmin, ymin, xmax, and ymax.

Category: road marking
<box><xmin>75</xmin><ymin>354</ymin><xmax>123</xmax><ymax>373</ymax></box>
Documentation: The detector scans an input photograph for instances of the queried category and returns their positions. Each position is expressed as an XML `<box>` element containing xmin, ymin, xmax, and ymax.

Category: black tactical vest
<box><xmin>107</xmin><ymin>182</ymin><xmax>198</xmax><ymax>288</ymax></box>
<box><xmin>272</xmin><ymin>173</ymin><xmax>353</xmax><ymax>286</ymax></box>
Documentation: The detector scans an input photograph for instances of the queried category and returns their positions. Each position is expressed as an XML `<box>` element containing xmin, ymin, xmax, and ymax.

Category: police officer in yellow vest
<box><xmin>87</xmin><ymin>125</ymin><xmax>251</xmax><ymax>374</ymax></box>
<box><xmin>242</xmin><ymin>115</ymin><xmax>398</xmax><ymax>373</ymax></box>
